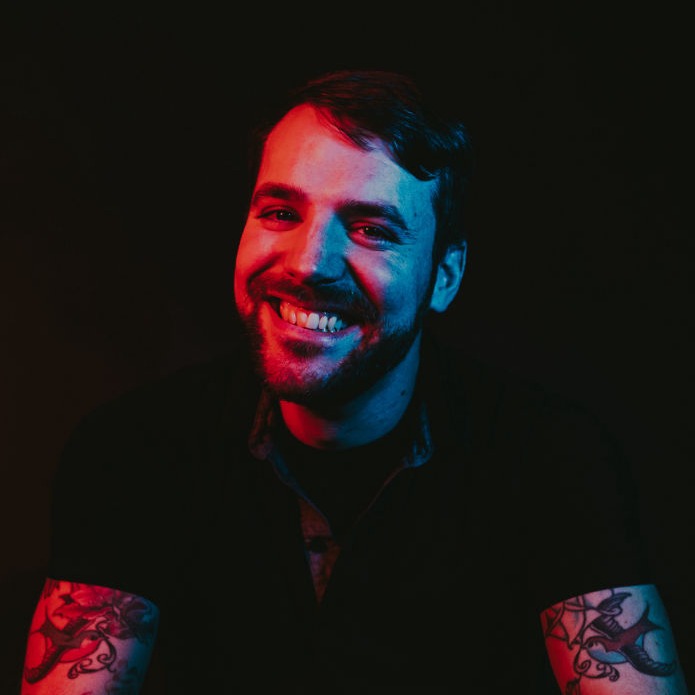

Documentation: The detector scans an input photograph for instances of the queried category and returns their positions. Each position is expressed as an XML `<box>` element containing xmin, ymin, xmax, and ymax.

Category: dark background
<box><xmin>2</xmin><ymin>5</ymin><xmax>692</xmax><ymax>691</ymax></box>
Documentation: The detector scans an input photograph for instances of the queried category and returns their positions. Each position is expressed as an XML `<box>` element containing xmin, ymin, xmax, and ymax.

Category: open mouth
<box><xmin>274</xmin><ymin>299</ymin><xmax>349</xmax><ymax>333</ymax></box>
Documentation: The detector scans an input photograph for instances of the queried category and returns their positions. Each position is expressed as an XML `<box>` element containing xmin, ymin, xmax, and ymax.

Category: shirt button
<box><xmin>307</xmin><ymin>537</ymin><xmax>329</xmax><ymax>554</ymax></box>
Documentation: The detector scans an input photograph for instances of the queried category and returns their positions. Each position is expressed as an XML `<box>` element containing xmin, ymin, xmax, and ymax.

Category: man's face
<box><xmin>233</xmin><ymin>104</ymin><xmax>439</xmax><ymax>405</ymax></box>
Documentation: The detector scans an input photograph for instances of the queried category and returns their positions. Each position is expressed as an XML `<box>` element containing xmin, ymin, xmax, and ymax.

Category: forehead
<box><xmin>259</xmin><ymin>104</ymin><xmax>437</xmax><ymax>227</ymax></box>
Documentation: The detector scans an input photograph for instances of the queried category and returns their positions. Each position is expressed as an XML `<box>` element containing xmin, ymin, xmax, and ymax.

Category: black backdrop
<box><xmin>2</xmin><ymin>5</ymin><xmax>692</xmax><ymax>690</ymax></box>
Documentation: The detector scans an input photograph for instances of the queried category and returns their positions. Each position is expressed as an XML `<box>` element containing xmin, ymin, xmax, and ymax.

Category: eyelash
<box><xmin>258</xmin><ymin>208</ymin><xmax>298</xmax><ymax>222</ymax></box>
<box><xmin>353</xmin><ymin>224</ymin><xmax>393</xmax><ymax>242</ymax></box>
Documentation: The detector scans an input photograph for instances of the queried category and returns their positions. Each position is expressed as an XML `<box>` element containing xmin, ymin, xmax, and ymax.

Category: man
<box><xmin>20</xmin><ymin>69</ymin><xmax>689</xmax><ymax>693</ymax></box>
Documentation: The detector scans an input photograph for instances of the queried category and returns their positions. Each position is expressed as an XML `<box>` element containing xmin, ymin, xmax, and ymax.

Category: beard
<box><xmin>237</xmin><ymin>281</ymin><xmax>432</xmax><ymax>408</ymax></box>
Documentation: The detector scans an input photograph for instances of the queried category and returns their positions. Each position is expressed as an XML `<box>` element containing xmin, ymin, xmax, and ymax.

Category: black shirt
<box><xmin>48</xmin><ymin>333</ymin><xmax>650</xmax><ymax>693</ymax></box>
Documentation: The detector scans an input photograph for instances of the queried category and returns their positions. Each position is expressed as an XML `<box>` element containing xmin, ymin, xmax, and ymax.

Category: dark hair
<box><xmin>247</xmin><ymin>69</ymin><xmax>475</xmax><ymax>263</ymax></box>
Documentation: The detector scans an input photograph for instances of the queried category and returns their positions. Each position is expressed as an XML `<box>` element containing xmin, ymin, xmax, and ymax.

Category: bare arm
<box><xmin>21</xmin><ymin>578</ymin><xmax>158</xmax><ymax>695</ymax></box>
<box><xmin>541</xmin><ymin>583</ymin><xmax>689</xmax><ymax>694</ymax></box>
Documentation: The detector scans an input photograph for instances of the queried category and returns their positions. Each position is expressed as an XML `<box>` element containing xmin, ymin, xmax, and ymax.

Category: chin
<box><xmin>259</xmin><ymin>357</ymin><xmax>356</xmax><ymax>406</ymax></box>
<box><xmin>261</xmin><ymin>343</ymin><xmax>414</xmax><ymax>408</ymax></box>
<box><xmin>241</xmin><ymin>303</ymin><xmax>426</xmax><ymax>407</ymax></box>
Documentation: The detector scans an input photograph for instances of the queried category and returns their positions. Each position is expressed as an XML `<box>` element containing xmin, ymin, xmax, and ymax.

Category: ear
<box><xmin>429</xmin><ymin>242</ymin><xmax>467</xmax><ymax>313</ymax></box>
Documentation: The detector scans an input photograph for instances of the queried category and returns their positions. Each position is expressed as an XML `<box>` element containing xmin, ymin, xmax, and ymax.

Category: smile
<box><xmin>277</xmin><ymin>300</ymin><xmax>347</xmax><ymax>332</ymax></box>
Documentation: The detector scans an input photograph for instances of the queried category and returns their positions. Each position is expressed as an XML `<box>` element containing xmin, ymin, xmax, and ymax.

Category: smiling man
<box><xmin>20</xmin><ymin>70</ymin><xmax>689</xmax><ymax>694</ymax></box>
<box><xmin>234</xmin><ymin>101</ymin><xmax>462</xmax><ymax>447</ymax></box>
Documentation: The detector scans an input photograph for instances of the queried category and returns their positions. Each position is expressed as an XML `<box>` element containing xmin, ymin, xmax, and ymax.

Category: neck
<box><xmin>279</xmin><ymin>337</ymin><xmax>421</xmax><ymax>450</ymax></box>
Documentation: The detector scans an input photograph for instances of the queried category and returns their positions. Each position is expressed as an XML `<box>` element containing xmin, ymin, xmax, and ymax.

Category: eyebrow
<box><xmin>252</xmin><ymin>182</ymin><xmax>411</xmax><ymax>233</ymax></box>
<box><xmin>251</xmin><ymin>182</ymin><xmax>306</xmax><ymax>206</ymax></box>
<box><xmin>340</xmin><ymin>200</ymin><xmax>410</xmax><ymax>233</ymax></box>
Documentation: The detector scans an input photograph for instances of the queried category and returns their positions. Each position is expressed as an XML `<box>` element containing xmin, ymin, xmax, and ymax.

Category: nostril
<box><xmin>284</xmin><ymin>256</ymin><xmax>343</xmax><ymax>284</ymax></box>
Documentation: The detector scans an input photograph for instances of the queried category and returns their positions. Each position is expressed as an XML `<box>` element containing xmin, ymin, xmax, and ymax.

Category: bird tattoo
<box><xmin>585</xmin><ymin>592</ymin><xmax>676</xmax><ymax>676</ymax></box>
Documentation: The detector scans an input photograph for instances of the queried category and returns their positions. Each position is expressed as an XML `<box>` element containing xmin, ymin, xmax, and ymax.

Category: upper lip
<box><xmin>268</xmin><ymin>292</ymin><xmax>357</xmax><ymax>320</ymax></box>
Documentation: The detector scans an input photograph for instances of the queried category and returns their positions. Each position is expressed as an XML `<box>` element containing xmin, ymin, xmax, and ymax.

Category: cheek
<box><xmin>348</xmin><ymin>253</ymin><xmax>391</xmax><ymax>303</ymax></box>
<box><xmin>233</xmin><ymin>236</ymin><xmax>256</xmax><ymax>303</ymax></box>
<box><xmin>234</xmin><ymin>229</ymin><xmax>257</xmax><ymax>271</ymax></box>
<box><xmin>350</xmin><ymin>253</ymin><xmax>428</xmax><ymax>311</ymax></box>
<box><xmin>234</xmin><ymin>230</ymin><xmax>269</xmax><ymax>285</ymax></box>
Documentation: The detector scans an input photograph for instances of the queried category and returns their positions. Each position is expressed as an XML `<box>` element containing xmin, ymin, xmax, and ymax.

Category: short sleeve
<box><xmin>523</xmin><ymin>395</ymin><xmax>651</xmax><ymax>612</ymax></box>
<box><xmin>47</xmin><ymin>402</ymin><xmax>174</xmax><ymax>605</ymax></box>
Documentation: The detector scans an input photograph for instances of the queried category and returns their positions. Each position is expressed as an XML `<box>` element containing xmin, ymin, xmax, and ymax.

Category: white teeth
<box><xmin>278</xmin><ymin>301</ymin><xmax>346</xmax><ymax>332</ymax></box>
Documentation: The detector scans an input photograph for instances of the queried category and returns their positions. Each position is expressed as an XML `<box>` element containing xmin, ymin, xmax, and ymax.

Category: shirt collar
<box><xmin>248</xmin><ymin>387</ymin><xmax>434</xmax><ymax>470</ymax></box>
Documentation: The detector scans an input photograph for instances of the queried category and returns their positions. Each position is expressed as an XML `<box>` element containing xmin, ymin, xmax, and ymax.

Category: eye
<box><xmin>350</xmin><ymin>223</ymin><xmax>396</xmax><ymax>247</ymax></box>
<box><xmin>256</xmin><ymin>207</ymin><xmax>301</xmax><ymax>230</ymax></box>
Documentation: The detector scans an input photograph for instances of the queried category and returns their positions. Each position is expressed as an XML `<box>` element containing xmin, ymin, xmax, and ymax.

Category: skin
<box><xmin>21</xmin><ymin>579</ymin><xmax>158</xmax><ymax>694</ymax></box>
<box><xmin>542</xmin><ymin>584</ymin><xmax>688</xmax><ymax>693</ymax></box>
<box><xmin>233</xmin><ymin>103</ymin><xmax>465</xmax><ymax>449</ymax></box>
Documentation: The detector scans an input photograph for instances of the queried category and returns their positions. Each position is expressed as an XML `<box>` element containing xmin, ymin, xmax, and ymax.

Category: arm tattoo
<box><xmin>543</xmin><ymin>589</ymin><xmax>677</xmax><ymax>693</ymax></box>
<box><xmin>24</xmin><ymin>580</ymin><xmax>157</xmax><ymax>687</ymax></box>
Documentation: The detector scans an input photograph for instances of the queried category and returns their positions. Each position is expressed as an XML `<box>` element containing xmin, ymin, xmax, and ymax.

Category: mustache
<box><xmin>248</xmin><ymin>275</ymin><xmax>378</xmax><ymax>322</ymax></box>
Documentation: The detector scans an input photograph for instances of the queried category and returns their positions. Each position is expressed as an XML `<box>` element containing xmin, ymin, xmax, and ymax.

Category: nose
<box><xmin>283</xmin><ymin>217</ymin><xmax>345</xmax><ymax>284</ymax></box>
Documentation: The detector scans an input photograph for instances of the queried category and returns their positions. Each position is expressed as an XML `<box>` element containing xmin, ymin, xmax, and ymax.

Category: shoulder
<box><xmin>55</xmin><ymin>340</ymin><xmax>260</xmax><ymax>482</ymax></box>
<box><xmin>75</xmin><ymin>341</ymin><xmax>256</xmax><ymax>439</ymax></box>
<box><xmin>424</xmin><ymin>334</ymin><xmax>603</xmax><ymax>447</ymax></box>
<box><xmin>423</xmin><ymin>335</ymin><xmax>635</xmax><ymax>500</ymax></box>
